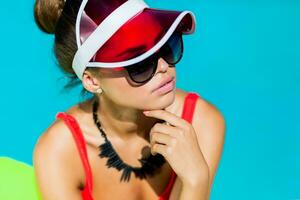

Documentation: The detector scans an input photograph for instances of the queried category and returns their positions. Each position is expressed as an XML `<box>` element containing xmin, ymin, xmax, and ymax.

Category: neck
<box><xmin>93</xmin><ymin>95</ymin><xmax>162</xmax><ymax>141</ymax></box>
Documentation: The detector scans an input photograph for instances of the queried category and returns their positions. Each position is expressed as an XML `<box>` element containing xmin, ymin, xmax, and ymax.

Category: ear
<box><xmin>82</xmin><ymin>70</ymin><xmax>101</xmax><ymax>93</ymax></box>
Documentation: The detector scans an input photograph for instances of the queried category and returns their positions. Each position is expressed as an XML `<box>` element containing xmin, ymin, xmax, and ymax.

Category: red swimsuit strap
<box><xmin>181</xmin><ymin>92</ymin><xmax>200</xmax><ymax>124</ymax></box>
<box><xmin>55</xmin><ymin>112</ymin><xmax>94</xmax><ymax>193</ymax></box>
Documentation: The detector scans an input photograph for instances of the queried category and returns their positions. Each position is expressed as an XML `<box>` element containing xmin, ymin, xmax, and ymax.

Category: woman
<box><xmin>33</xmin><ymin>0</ymin><xmax>226</xmax><ymax>199</ymax></box>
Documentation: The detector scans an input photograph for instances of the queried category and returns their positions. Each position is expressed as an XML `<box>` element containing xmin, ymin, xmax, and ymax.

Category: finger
<box><xmin>150</xmin><ymin>132</ymin><xmax>175</xmax><ymax>147</ymax></box>
<box><xmin>151</xmin><ymin>143</ymin><xmax>169</xmax><ymax>157</ymax></box>
<box><xmin>163</xmin><ymin>120</ymin><xmax>171</xmax><ymax>126</ymax></box>
<box><xmin>143</xmin><ymin>109</ymin><xmax>188</xmax><ymax>129</ymax></box>
<box><xmin>151</xmin><ymin>123</ymin><xmax>181</xmax><ymax>138</ymax></box>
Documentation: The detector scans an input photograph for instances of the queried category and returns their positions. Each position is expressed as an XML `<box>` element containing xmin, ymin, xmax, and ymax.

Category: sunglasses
<box><xmin>114</xmin><ymin>32</ymin><xmax>184</xmax><ymax>84</ymax></box>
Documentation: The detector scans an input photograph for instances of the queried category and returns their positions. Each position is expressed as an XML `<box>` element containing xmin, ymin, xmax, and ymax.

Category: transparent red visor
<box><xmin>73</xmin><ymin>0</ymin><xmax>196</xmax><ymax>79</ymax></box>
<box><xmin>80</xmin><ymin>0</ymin><xmax>194</xmax><ymax>62</ymax></box>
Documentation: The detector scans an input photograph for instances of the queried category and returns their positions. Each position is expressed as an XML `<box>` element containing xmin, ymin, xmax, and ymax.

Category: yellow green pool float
<box><xmin>0</xmin><ymin>156</ymin><xmax>42</xmax><ymax>200</ymax></box>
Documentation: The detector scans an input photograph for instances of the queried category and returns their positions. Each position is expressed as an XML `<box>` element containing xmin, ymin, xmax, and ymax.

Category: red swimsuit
<box><xmin>56</xmin><ymin>92</ymin><xmax>200</xmax><ymax>200</ymax></box>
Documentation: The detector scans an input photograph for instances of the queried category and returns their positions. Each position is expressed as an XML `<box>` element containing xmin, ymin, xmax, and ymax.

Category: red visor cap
<box><xmin>79</xmin><ymin>0</ymin><xmax>196</xmax><ymax>64</ymax></box>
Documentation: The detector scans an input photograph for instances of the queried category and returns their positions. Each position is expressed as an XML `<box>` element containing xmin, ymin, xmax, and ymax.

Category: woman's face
<box><xmin>92</xmin><ymin>57</ymin><xmax>176</xmax><ymax>110</ymax></box>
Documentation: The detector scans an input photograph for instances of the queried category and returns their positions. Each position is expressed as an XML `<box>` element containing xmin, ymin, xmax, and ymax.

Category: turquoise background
<box><xmin>0</xmin><ymin>0</ymin><xmax>299</xmax><ymax>199</ymax></box>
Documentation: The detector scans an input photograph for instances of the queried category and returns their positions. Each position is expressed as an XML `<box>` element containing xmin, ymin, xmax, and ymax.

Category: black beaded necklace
<box><xmin>92</xmin><ymin>98</ymin><xmax>166</xmax><ymax>182</ymax></box>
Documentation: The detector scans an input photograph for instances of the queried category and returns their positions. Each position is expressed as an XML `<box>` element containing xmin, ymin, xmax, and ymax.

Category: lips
<box><xmin>152</xmin><ymin>76</ymin><xmax>174</xmax><ymax>92</ymax></box>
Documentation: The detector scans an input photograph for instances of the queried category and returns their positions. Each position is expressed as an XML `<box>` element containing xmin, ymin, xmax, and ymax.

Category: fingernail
<box><xmin>143</xmin><ymin>111</ymin><xmax>149</xmax><ymax>115</ymax></box>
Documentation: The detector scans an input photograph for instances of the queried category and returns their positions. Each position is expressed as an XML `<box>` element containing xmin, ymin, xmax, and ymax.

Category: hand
<box><xmin>143</xmin><ymin>109</ymin><xmax>209</xmax><ymax>185</ymax></box>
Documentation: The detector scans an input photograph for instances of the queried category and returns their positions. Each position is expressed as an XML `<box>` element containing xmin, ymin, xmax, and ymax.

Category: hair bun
<box><xmin>34</xmin><ymin>0</ymin><xmax>66</xmax><ymax>34</ymax></box>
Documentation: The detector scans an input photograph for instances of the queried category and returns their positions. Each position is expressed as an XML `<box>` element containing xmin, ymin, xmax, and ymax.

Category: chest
<box><xmin>84</xmin><ymin>142</ymin><xmax>178</xmax><ymax>200</ymax></box>
<box><xmin>73</xmin><ymin>91</ymin><xmax>187</xmax><ymax>199</ymax></box>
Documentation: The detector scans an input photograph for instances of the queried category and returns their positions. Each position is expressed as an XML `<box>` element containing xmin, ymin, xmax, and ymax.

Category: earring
<box><xmin>96</xmin><ymin>88</ymin><xmax>103</xmax><ymax>94</ymax></box>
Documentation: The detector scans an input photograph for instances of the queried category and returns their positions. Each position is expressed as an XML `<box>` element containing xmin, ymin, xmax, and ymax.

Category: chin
<box><xmin>151</xmin><ymin>87</ymin><xmax>176</xmax><ymax>109</ymax></box>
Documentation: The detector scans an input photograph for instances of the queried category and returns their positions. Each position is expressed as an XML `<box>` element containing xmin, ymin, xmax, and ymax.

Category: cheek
<box><xmin>103</xmin><ymin>78</ymin><xmax>151</xmax><ymax>104</ymax></box>
<box><xmin>96</xmin><ymin>65</ymin><xmax>177</xmax><ymax>111</ymax></box>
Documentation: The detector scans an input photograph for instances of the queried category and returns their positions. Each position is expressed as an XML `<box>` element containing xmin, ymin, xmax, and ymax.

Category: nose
<box><xmin>155</xmin><ymin>57</ymin><xmax>169</xmax><ymax>73</ymax></box>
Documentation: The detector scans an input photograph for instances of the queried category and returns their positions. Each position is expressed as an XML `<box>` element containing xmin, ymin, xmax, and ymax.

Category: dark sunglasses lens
<box><xmin>126</xmin><ymin>56</ymin><xmax>157</xmax><ymax>83</ymax></box>
<box><xmin>125</xmin><ymin>33</ymin><xmax>182</xmax><ymax>84</ymax></box>
<box><xmin>161</xmin><ymin>33</ymin><xmax>183</xmax><ymax>65</ymax></box>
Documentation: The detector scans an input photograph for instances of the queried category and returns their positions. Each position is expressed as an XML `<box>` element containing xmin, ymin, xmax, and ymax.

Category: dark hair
<box><xmin>33</xmin><ymin>0</ymin><xmax>99</xmax><ymax>100</ymax></box>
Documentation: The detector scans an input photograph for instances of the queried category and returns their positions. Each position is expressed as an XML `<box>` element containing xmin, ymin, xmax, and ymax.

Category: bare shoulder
<box><xmin>33</xmin><ymin>115</ymin><xmax>84</xmax><ymax>163</ymax></box>
<box><xmin>192</xmin><ymin>94</ymin><xmax>226</xmax><ymax>194</ymax></box>
<box><xmin>192</xmin><ymin>94</ymin><xmax>226</xmax><ymax>143</ymax></box>
<box><xmin>33</xmin><ymin>114</ymin><xmax>86</xmax><ymax>193</ymax></box>
<box><xmin>171</xmin><ymin>90</ymin><xmax>225</xmax><ymax>154</ymax></box>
